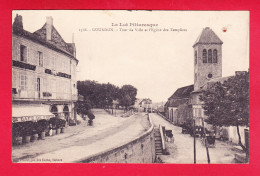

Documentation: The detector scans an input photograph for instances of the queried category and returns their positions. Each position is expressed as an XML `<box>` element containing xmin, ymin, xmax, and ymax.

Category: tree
<box><xmin>200</xmin><ymin>72</ymin><xmax>249</xmax><ymax>153</ymax></box>
<box><xmin>77</xmin><ymin>80</ymin><xmax>120</xmax><ymax>108</ymax></box>
<box><xmin>76</xmin><ymin>100</ymin><xmax>92</xmax><ymax>120</ymax></box>
<box><xmin>118</xmin><ymin>85</ymin><xmax>137</xmax><ymax>110</ymax></box>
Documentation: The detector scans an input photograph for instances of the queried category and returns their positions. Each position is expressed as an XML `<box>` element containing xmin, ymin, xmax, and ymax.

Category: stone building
<box><xmin>165</xmin><ymin>27</ymin><xmax>223</xmax><ymax>126</ymax></box>
<box><xmin>12</xmin><ymin>14</ymin><xmax>78</xmax><ymax>124</ymax></box>
<box><xmin>191</xmin><ymin>27</ymin><xmax>223</xmax><ymax>126</ymax></box>
<box><xmin>139</xmin><ymin>98</ymin><xmax>152</xmax><ymax>112</ymax></box>
<box><xmin>165</xmin><ymin>85</ymin><xmax>193</xmax><ymax>125</ymax></box>
<box><xmin>165</xmin><ymin>27</ymin><xmax>248</xmax><ymax>145</ymax></box>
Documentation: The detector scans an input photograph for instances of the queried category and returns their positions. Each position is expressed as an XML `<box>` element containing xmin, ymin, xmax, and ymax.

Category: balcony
<box><xmin>12</xmin><ymin>60</ymin><xmax>36</xmax><ymax>71</ymax></box>
<box><xmin>12</xmin><ymin>88</ymin><xmax>77</xmax><ymax>102</ymax></box>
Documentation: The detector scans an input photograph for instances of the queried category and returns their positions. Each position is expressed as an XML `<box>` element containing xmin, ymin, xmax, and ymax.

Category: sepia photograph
<box><xmin>11</xmin><ymin>10</ymin><xmax>249</xmax><ymax>163</ymax></box>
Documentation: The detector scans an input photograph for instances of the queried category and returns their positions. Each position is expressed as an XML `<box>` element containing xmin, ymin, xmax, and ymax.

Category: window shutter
<box><xmin>27</xmin><ymin>47</ymin><xmax>30</xmax><ymax>63</ymax></box>
<box><xmin>34</xmin><ymin>51</ymin><xmax>38</xmax><ymax>65</ymax></box>
<box><xmin>16</xmin><ymin>72</ymin><xmax>20</xmax><ymax>89</ymax></box>
<box><xmin>17</xmin><ymin>43</ymin><xmax>20</xmax><ymax>61</ymax></box>
<box><xmin>12</xmin><ymin>39</ymin><xmax>16</xmax><ymax>60</ymax></box>
<box><xmin>12</xmin><ymin>69</ymin><xmax>16</xmax><ymax>88</ymax></box>
<box><xmin>24</xmin><ymin>46</ymin><xmax>27</xmax><ymax>63</ymax></box>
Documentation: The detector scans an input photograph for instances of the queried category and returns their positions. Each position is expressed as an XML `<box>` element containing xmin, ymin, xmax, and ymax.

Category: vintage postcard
<box><xmin>11</xmin><ymin>10</ymin><xmax>249</xmax><ymax>163</ymax></box>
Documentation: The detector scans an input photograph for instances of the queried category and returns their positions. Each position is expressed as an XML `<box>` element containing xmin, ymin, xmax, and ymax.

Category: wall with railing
<box><xmin>76</xmin><ymin>114</ymin><xmax>155</xmax><ymax>163</ymax></box>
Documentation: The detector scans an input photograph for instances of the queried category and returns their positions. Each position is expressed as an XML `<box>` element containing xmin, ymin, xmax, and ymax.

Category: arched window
<box><xmin>202</xmin><ymin>49</ymin><xmax>207</xmax><ymax>63</ymax></box>
<box><xmin>213</xmin><ymin>49</ymin><xmax>218</xmax><ymax>63</ymax></box>
<box><xmin>208</xmin><ymin>49</ymin><xmax>212</xmax><ymax>63</ymax></box>
<box><xmin>194</xmin><ymin>51</ymin><xmax>197</xmax><ymax>64</ymax></box>
<box><xmin>50</xmin><ymin>105</ymin><xmax>58</xmax><ymax>117</ymax></box>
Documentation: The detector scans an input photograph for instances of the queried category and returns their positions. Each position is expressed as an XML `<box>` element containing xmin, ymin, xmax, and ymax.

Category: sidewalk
<box><xmin>150</xmin><ymin>113</ymin><xmax>237</xmax><ymax>164</ymax></box>
<box><xmin>12</xmin><ymin>109</ymin><xmax>150</xmax><ymax>163</ymax></box>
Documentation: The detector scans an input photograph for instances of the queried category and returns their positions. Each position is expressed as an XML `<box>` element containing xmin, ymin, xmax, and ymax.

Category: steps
<box><xmin>154</xmin><ymin>127</ymin><xmax>164</xmax><ymax>155</ymax></box>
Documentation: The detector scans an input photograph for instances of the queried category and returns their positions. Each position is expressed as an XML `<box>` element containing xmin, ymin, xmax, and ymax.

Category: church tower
<box><xmin>193</xmin><ymin>27</ymin><xmax>223</xmax><ymax>91</ymax></box>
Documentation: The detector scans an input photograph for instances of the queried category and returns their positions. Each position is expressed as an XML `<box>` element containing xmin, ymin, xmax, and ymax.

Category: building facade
<box><xmin>12</xmin><ymin>14</ymin><xmax>78</xmax><ymax>124</ymax></box>
<box><xmin>165</xmin><ymin>85</ymin><xmax>193</xmax><ymax>125</ymax></box>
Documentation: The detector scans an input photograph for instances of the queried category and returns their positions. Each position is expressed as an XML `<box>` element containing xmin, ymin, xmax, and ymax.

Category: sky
<box><xmin>12</xmin><ymin>10</ymin><xmax>249</xmax><ymax>102</ymax></box>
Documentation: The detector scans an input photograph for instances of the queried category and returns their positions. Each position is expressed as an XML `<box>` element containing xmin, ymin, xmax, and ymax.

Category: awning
<box><xmin>12</xmin><ymin>104</ymin><xmax>55</xmax><ymax>123</ymax></box>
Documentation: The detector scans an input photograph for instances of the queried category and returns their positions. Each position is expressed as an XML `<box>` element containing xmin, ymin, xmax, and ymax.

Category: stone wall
<box><xmin>77</xmin><ymin>114</ymin><xmax>155</xmax><ymax>163</ymax></box>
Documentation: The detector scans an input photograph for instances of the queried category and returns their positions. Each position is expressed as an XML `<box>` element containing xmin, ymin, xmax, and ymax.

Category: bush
<box><xmin>12</xmin><ymin>122</ymin><xmax>23</xmax><ymax>137</ymax></box>
<box><xmin>57</xmin><ymin>119</ymin><xmax>66</xmax><ymax>128</ymax></box>
<box><xmin>87</xmin><ymin>112</ymin><xmax>95</xmax><ymax>120</ymax></box>
<box><xmin>38</xmin><ymin>119</ymin><xmax>49</xmax><ymax>133</ymax></box>
<box><xmin>21</xmin><ymin>121</ymin><xmax>33</xmax><ymax>136</ymax></box>
<box><xmin>32</xmin><ymin>122</ymin><xmax>39</xmax><ymax>134</ymax></box>
<box><xmin>49</xmin><ymin>117</ymin><xmax>58</xmax><ymax>129</ymax></box>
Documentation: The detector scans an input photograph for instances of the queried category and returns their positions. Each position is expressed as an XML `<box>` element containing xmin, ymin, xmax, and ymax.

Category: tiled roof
<box><xmin>168</xmin><ymin>85</ymin><xmax>194</xmax><ymax>99</ymax></box>
<box><xmin>13</xmin><ymin>22</ymin><xmax>78</xmax><ymax>62</ymax></box>
<box><xmin>33</xmin><ymin>23</ymin><xmax>74</xmax><ymax>55</ymax></box>
<box><xmin>193</xmin><ymin>27</ymin><xmax>223</xmax><ymax>47</ymax></box>
<box><xmin>167</xmin><ymin>98</ymin><xmax>189</xmax><ymax>107</ymax></box>
<box><xmin>201</xmin><ymin>76</ymin><xmax>234</xmax><ymax>90</ymax></box>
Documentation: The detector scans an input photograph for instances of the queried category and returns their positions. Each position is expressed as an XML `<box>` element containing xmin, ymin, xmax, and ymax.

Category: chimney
<box><xmin>13</xmin><ymin>14</ymin><xmax>23</xmax><ymax>30</ymax></box>
<box><xmin>46</xmin><ymin>16</ymin><xmax>53</xmax><ymax>41</ymax></box>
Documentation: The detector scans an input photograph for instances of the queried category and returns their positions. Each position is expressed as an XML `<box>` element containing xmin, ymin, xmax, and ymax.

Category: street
<box><xmin>12</xmin><ymin>109</ymin><xmax>150</xmax><ymax>163</ymax></box>
<box><xmin>150</xmin><ymin>113</ymin><xmax>237</xmax><ymax>164</ymax></box>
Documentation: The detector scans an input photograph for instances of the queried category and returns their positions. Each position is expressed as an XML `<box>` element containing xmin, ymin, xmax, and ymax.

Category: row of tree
<box><xmin>77</xmin><ymin>80</ymin><xmax>137</xmax><ymax>110</ymax></box>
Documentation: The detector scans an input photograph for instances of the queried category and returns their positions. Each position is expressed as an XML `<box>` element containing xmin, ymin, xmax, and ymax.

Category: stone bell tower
<box><xmin>193</xmin><ymin>27</ymin><xmax>223</xmax><ymax>91</ymax></box>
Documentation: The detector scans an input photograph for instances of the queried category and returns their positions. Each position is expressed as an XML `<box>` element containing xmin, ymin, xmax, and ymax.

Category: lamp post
<box><xmin>202</xmin><ymin>118</ymin><xmax>210</xmax><ymax>164</ymax></box>
<box><xmin>194</xmin><ymin>118</ymin><xmax>196</xmax><ymax>164</ymax></box>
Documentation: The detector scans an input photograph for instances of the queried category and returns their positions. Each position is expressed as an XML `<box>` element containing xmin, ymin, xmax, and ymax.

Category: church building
<box><xmin>191</xmin><ymin>27</ymin><xmax>223</xmax><ymax>126</ymax></box>
<box><xmin>164</xmin><ymin>27</ymin><xmax>248</xmax><ymax>145</ymax></box>
<box><xmin>165</xmin><ymin>27</ymin><xmax>223</xmax><ymax>127</ymax></box>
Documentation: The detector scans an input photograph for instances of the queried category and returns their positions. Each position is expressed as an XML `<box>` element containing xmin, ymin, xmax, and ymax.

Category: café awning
<box><xmin>12</xmin><ymin>105</ymin><xmax>55</xmax><ymax>123</ymax></box>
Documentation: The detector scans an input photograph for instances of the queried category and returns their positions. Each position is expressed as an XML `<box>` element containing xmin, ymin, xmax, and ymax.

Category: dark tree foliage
<box><xmin>76</xmin><ymin>100</ymin><xmax>92</xmax><ymax>116</ymax></box>
<box><xmin>119</xmin><ymin>85</ymin><xmax>137</xmax><ymax>110</ymax></box>
<box><xmin>200</xmin><ymin>72</ymin><xmax>249</xmax><ymax>152</ymax></box>
<box><xmin>77</xmin><ymin>81</ymin><xmax>120</xmax><ymax>108</ymax></box>
<box><xmin>77</xmin><ymin>81</ymin><xmax>137</xmax><ymax>110</ymax></box>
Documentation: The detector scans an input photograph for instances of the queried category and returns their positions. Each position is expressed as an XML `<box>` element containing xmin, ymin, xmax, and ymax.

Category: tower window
<box><xmin>208</xmin><ymin>49</ymin><xmax>212</xmax><ymax>63</ymax></box>
<box><xmin>213</xmin><ymin>49</ymin><xmax>218</xmax><ymax>63</ymax></box>
<box><xmin>208</xmin><ymin>74</ymin><xmax>213</xmax><ymax>78</ymax></box>
<box><xmin>194</xmin><ymin>51</ymin><xmax>197</xmax><ymax>65</ymax></box>
<box><xmin>202</xmin><ymin>49</ymin><xmax>207</xmax><ymax>63</ymax></box>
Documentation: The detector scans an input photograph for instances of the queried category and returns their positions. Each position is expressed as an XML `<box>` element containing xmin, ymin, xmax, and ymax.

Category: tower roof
<box><xmin>193</xmin><ymin>27</ymin><xmax>223</xmax><ymax>47</ymax></box>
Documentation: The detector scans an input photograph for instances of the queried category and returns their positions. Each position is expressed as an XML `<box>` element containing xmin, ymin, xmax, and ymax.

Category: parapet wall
<box><xmin>77</xmin><ymin>114</ymin><xmax>155</xmax><ymax>163</ymax></box>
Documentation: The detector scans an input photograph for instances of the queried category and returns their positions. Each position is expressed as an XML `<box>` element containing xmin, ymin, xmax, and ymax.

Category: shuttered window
<box><xmin>20</xmin><ymin>74</ymin><xmax>27</xmax><ymax>90</ymax></box>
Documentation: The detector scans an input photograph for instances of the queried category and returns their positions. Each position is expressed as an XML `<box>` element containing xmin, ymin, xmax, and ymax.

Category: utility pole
<box><xmin>202</xmin><ymin>118</ymin><xmax>210</xmax><ymax>164</ymax></box>
<box><xmin>194</xmin><ymin>119</ymin><xmax>196</xmax><ymax>164</ymax></box>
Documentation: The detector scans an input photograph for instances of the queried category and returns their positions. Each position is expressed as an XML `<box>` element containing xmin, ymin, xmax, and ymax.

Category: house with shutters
<box><xmin>12</xmin><ymin>14</ymin><xmax>78</xmax><ymax>124</ymax></box>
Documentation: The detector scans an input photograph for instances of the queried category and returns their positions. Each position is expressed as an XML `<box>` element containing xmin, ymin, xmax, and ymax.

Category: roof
<box><xmin>193</xmin><ymin>27</ymin><xmax>223</xmax><ymax>47</ymax></box>
<box><xmin>168</xmin><ymin>85</ymin><xmax>194</xmax><ymax>99</ymax></box>
<box><xmin>200</xmin><ymin>76</ymin><xmax>234</xmax><ymax>90</ymax></box>
<box><xmin>13</xmin><ymin>19</ymin><xmax>78</xmax><ymax>63</ymax></box>
<box><xmin>139</xmin><ymin>98</ymin><xmax>152</xmax><ymax>105</ymax></box>
<box><xmin>167</xmin><ymin>98</ymin><xmax>190</xmax><ymax>107</ymax></box>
